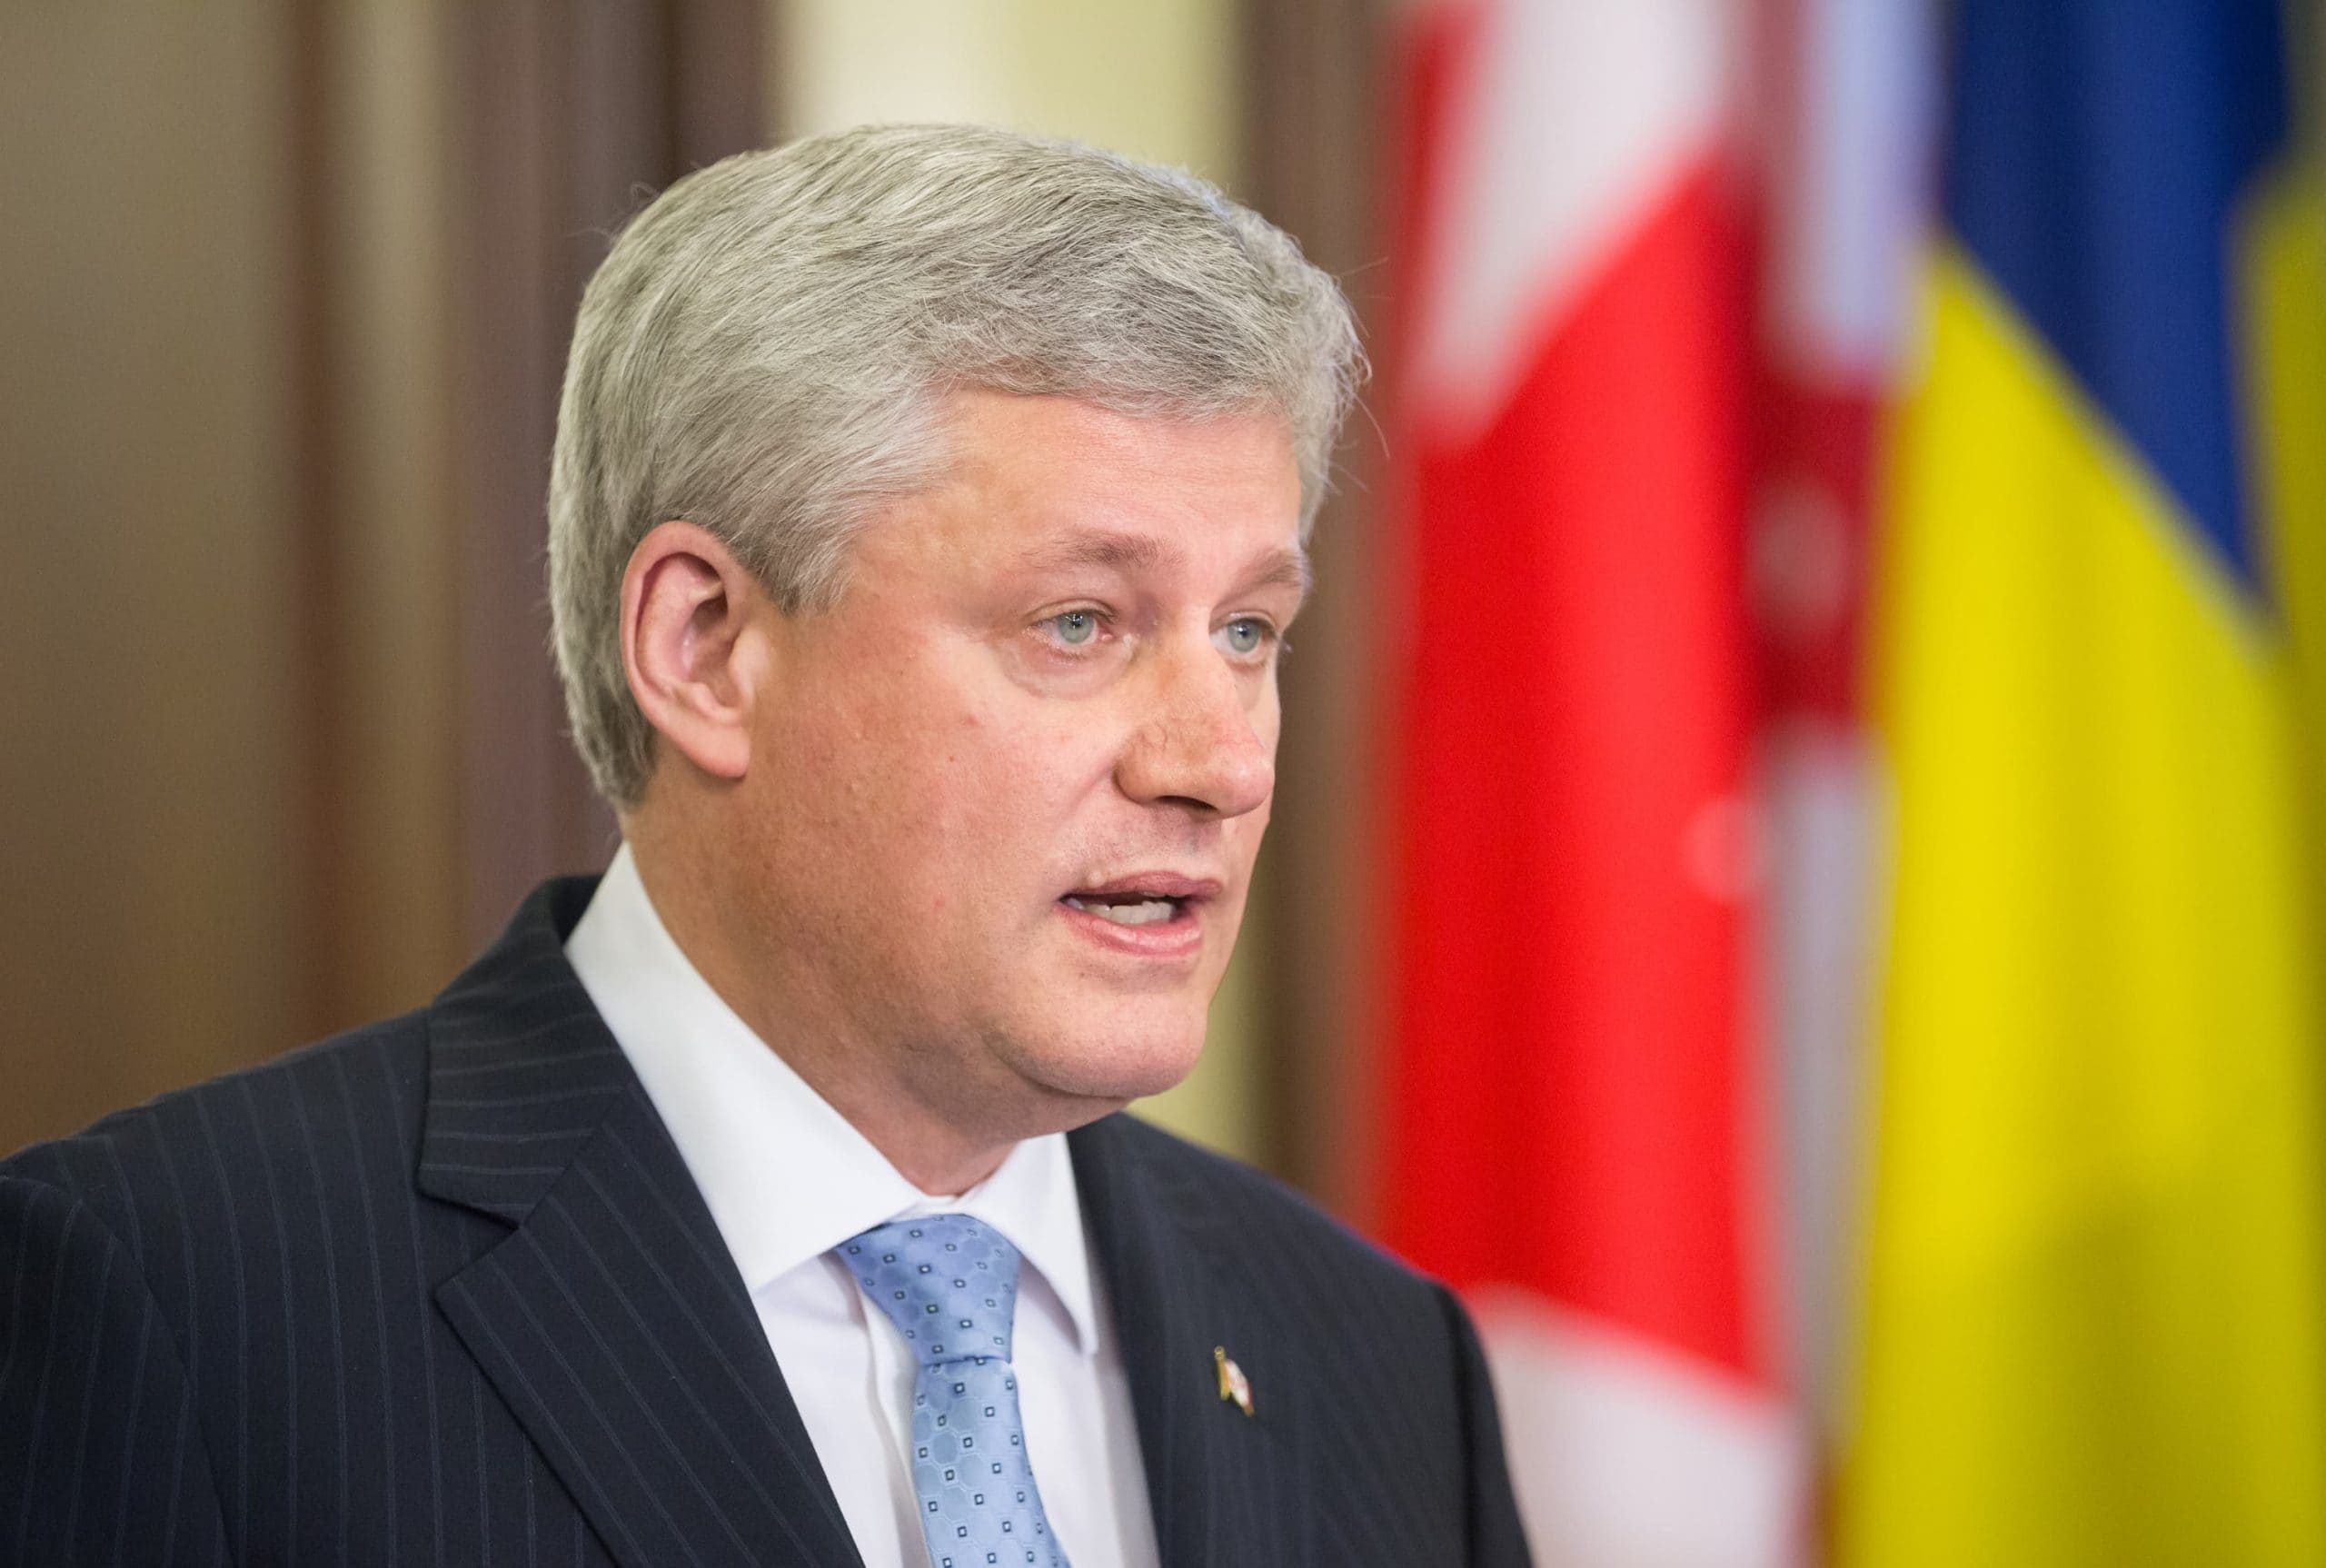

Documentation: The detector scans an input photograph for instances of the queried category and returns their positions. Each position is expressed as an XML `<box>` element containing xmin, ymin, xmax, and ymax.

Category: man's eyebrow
<box><xmin>1245</xmin><ymin>545</ymin><xmax>1315</xmax><ymax>605</ymax></box>
<box><xmin>1013</xmin><ymin>531</ymin><xmax>1175</xmax><ymax>575</ymax></box>
<box><xmin>1011</xmin><ymin>532</ymin><xmax>1313</xmax><ymax>603</ymax></box>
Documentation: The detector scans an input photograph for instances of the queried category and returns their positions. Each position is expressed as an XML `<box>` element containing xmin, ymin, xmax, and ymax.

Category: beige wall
<box><xmin>0</xmin><ymin>3</ymin><xmax>477</xmax><ymax>1147</ymax></box>
<box><xmin>770</xmin><ymin>0</ymin><xmax>1264</xmax><ymax>1162</ymax></box>
<box><xmin>309</xmin><ymin>0</ymin><xmax>469</xmax><ymax>1024</ymax></box>
<box><xmin>0</xmin><ymin>4</ymin><xmax>304</xmax><ymax>1145</ymax></box>
<box><xmin>777</xmin><ymin>0</ymin><xmax>1241</xmax><ymax>183</ymax></box>
<box><xmin>0</xmin><ymin>3</ymin><xmax>764</xmax><ymax>1152</ymax></box>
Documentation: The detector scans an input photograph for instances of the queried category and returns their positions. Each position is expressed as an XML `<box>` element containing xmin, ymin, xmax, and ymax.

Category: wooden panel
<box><xmin>0</xmin><ymin>0</ymin><xmax>769</xmax><ymax>1152</ymax></box>
<box><xmin>1238</xmin><ymin>0</ymin><xmax>1394</xmax><ymax>1205</ymax></box>
<box><xmin>0</xmin><ymin>2</ymin><xmax>303</xmax><ymax>1148</ymax></box>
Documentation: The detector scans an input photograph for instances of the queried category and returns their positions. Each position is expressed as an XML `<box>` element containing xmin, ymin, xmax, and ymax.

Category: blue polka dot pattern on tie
<box><xmin>840</xmin><ymin>1215</ymin><xmax>1072</xmax><ymax>1568</ymax></box>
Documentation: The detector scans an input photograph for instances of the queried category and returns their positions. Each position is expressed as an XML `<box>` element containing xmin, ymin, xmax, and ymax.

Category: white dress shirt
<box><xmin>564</xmin><ymin>845</ymin><xmax>1160</xmax><ymax>1568</ymax></box>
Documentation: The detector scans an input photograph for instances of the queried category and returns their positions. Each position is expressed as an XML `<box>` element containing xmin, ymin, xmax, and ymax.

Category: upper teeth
<box><xmin>1065</xmin><ymin>896</ymin><xmax>1178</xmax><ymax>927</ymax></box>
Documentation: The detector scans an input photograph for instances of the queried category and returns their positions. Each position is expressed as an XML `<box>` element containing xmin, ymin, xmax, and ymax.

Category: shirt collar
<box><xmin>562</xmin><ymin>844</ymin><xmax>1100</xmax><ymax>1355</ymax></box>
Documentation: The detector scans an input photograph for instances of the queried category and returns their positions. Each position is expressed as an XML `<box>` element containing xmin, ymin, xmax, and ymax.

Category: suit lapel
<box><xmin>419</xmin><ymin>880</ymin><xmax>864</xmax><ymax>1568</ymax></box>
<box><xmin>1072</xmin><ymin>1116</ymin><xmax>1308</xmax><ymax>1568</ymax></box>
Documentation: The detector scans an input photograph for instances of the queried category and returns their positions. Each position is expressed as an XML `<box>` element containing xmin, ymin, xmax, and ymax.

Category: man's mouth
<box><xmin>1056</xmin><ymin>872</ymin><xmax>1221</xmax><ymax>937</ymax></box>
<box><xmin>1059</xmin><ymin>892</ymin><xmax>1187</xmax><ymax>928</ymax></box>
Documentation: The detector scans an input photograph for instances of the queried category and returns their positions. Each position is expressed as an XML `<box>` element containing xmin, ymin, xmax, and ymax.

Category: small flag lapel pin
<box><xmin>1213</xmin><ymin>1346</ymin><xmax>1254</xmax><ymax>1416</ymax></box>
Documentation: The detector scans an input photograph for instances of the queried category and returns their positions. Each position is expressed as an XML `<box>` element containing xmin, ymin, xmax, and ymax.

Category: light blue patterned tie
<box><xmin>839</xmin><ymin>1215</ymin><xmax>1072</xmax><ymax>1568</ymax></box>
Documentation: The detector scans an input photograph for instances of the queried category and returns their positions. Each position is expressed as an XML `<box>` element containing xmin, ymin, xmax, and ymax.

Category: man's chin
<box><xmin>1003</xmin><ymin>1022</ymin><xmax>1208</xmax><ymax>1111</ymax></box>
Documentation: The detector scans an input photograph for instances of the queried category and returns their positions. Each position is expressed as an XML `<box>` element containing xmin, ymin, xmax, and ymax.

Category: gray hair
<box><xmin>547</xmin><ymin>123</ymin><xmax>1365</xmax><ymax>807</ymax></box>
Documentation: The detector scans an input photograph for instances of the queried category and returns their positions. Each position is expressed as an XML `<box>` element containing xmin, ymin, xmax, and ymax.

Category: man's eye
<box><xmin>1047</xmin><ymin>610</ymin><xmax>1100</xmax><ymax>647</ymax></box>
<box><xmin>1217</xmin><ymin>618</ymin><xmax>1272</xmax><ymax>657</ymax></box>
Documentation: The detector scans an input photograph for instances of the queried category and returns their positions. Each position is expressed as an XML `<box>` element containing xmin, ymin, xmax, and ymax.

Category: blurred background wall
<box><xmin>3</xmin><ymin>0</ymin><xmax>760</xmax><ymax>1145</ymax></box>
<box><xmin>5</xmin><ymin>4</ymin><xmax>307</xmax><ymax>1136</ymax></box>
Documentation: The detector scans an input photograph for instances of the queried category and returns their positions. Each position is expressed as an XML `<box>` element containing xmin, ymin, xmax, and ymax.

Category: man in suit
<box><xmin>1</xmin><ymin>125</ymin><xmax>1529</xmax><ymax>1566</ymax></box>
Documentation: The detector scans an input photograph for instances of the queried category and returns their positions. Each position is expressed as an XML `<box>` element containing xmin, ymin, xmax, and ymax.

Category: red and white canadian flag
<box><xmin>1372</xmin><ymin>1</ymin><xmax>1810</xmax><ymax>1560</ymax></box>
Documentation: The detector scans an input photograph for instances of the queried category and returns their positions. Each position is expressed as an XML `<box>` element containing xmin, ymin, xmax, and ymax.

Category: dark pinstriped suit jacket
<box><xmin>2</xmin><ymin>878</ymin><xmax>1529</xmax><ymax>1567</ymax></box>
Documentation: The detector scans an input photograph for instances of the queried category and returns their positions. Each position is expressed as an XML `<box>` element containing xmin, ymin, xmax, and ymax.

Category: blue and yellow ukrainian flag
<box><xmin>1844</xmin><ymin>2</ymin><xmax>2326</xmax><ymax>1563</ymax></box>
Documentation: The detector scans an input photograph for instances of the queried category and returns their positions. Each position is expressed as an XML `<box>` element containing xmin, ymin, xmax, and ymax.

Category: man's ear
<box><xmin>620</xmin><ymin>519</ymin><xmax>767</xmax><ymax>785</ymax></box>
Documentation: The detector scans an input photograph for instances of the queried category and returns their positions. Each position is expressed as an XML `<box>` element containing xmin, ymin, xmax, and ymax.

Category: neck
<box><xmin>622</xmin><ymin>824</ymin><xmax>1056</xmax><ymax>1197</ymax></box>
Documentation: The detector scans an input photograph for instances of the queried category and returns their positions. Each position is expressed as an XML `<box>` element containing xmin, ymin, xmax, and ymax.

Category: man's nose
<box><xmin>1115</xmin><ymin>643</ymin><xmax>1275</xmax><ymax>819</ymax></box>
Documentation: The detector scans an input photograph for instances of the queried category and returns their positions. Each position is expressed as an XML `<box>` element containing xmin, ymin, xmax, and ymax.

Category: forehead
<box><xmin>887</xmin><ymin>391</ymin><xmax>1307</xmax><ymax>575</ymax></box>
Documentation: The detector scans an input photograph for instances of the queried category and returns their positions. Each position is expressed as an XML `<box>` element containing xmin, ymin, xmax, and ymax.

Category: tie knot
<box><xmin>839</xmin><ymin>1214</ymin><xmax>1023</xmax><ymax>1367</ymax></box>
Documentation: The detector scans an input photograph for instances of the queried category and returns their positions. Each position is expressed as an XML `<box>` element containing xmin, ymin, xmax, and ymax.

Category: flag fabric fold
<box><xmin>1844</xmin><ymin>4</ymin><xmax>2326</xmax><ymax>1561</ymax></box>
<box><xmin>1377</xmin><ymin>2</ymin><xmax>1801</xmax><ymax>1560</ymax></box>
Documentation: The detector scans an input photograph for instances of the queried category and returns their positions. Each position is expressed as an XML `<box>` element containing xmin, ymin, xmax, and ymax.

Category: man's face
<box><xmin>733</xmin><ymin>392</ymin><xmax>1306</xmax><ymax>1132</ymax></box>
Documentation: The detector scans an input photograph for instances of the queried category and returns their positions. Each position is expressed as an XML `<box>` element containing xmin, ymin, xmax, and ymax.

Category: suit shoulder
<box><xmin>0</xmin><ymin>1010</ymin><xmax>432</xmax><ymax>1257</ymax></box>
<box><xmin>1105</xmin><ymin>1111</ymin><xmax>1446</xmax><ymax>1304</ymax></box>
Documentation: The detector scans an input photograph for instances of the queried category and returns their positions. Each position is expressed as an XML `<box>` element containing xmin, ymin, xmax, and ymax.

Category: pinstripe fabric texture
<box><xmin>2</xmin><ymin>878</ymin><xmax>1530</xmax><ymax>1567</ymax></box>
